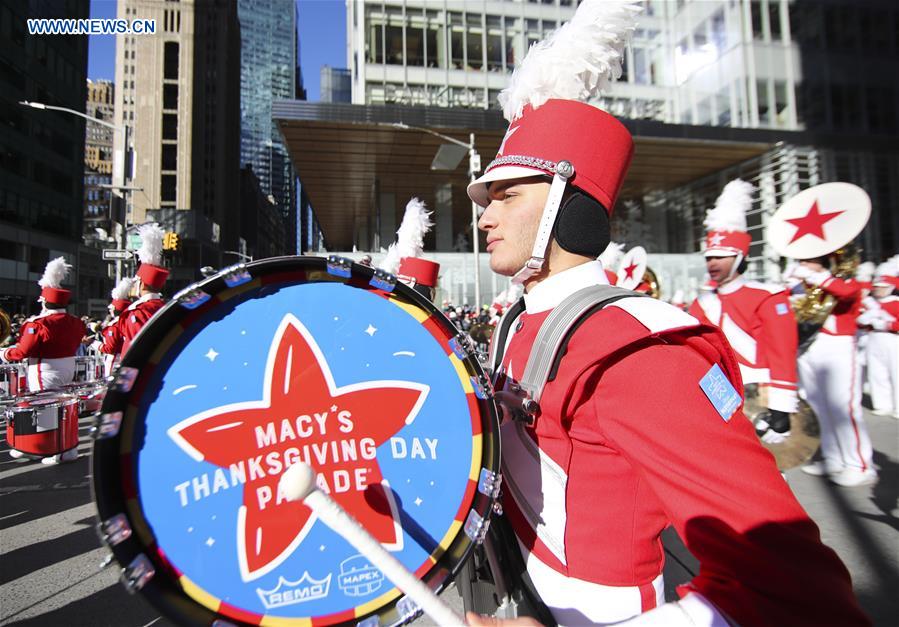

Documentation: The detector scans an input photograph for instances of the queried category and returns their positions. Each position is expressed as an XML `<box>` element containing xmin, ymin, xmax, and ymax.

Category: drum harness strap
<box><xmin>460</xmin><ymin>285</ymin><xmax>645</xmax><ymax>624</ymax></box>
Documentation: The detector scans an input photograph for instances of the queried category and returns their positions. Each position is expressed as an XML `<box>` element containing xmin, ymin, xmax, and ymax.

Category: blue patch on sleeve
<box><xmin>775</xmin><ymin>303</ymin><xmax>789</xmax><ymax>315</ymax></box>
<box><xmin>699</xmin><ymin>364</ymin><xmax>741</xmax><ymax>422</ymax></box>
<box><xmin>28</xmin><ymin>328</ymin><xmax>36</xmax><ymax>334</ymax></box>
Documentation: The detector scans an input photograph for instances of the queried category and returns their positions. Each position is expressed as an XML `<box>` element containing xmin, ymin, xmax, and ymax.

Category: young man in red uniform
<box><xmin>688</xmin><ymin>179</ymin><xmax>800</xmax><ymax>443</ymax></box>
<box><xmin>857</xmin><ymin>259</ymin><xmax>899</xmax><ymax>418</ymax></box>
<box><xmin>95</xmin><ymin>277</ymin><xmax>134</xmax><ymax>376</ymax></box>
<box><xmin>0</xmin><ymin>257</ymin><xmax>85</xmax><ymax>393</ymax></box>
<box><xmin>786</xmin><ymin>257</ymin><xmax>877</xmax><ymax>486</ymax></box>
<box><xmin>460</xmin><ymin>0</ymin><xmax>865</xmax><ymax>620</ymax></box>
<box><xmin>120</xmin><ymin>224</ymin><xmax>169</xmax><ymax>355</ymax></box>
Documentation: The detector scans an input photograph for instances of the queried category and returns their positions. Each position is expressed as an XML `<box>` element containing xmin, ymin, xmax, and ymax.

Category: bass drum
<box><xmin>91</xmin><ymin>256</ymin><xmax>500</xmax><ymax>627</ymax></box>
<box><xmin>744</xmin><ymin>384</ymin><xmax>820</xmax><ymax>470</ymax></box>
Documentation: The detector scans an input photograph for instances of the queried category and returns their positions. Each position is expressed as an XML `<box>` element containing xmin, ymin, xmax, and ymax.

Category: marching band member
<box><xmin>379</xmin><ymin>197</ymin><xmax>441</xmax><ymax>302</ymax></box>
<box><xmin>466</xmin><ymin>2</ymin><xmax>866</xmax><ymax>625</ymax></box>
<box><xmin>769</xmin><ymin>183</ymin><xmax>876</xmax><ymax>487</ymax></box>
<box><xmin>121</xmin><ymin>224</ymin><xmax>169</xmax><ymax>355</ymax></box>
<box><xmin>858</xmin><ymin>257</ymin><xmax>899</xmax><ymax>418</ymax></box>
<box><xmin>687</xmin><ymin>179</ymin><xmax>800</xmax><ymax>443</ymax></box>
<box><xmin>0</xmin><ymin>257</ymin><xmax>86</xmax><ymax>393</ymax></box>
<box><xmin>597</xmin><ymin>241</ymin><xmax>624</xmax><ymax>285</ymax></box>
<box><xmin>96</xmin><ymin>277</ymin><xmax>135</xmax><ymax>376</ymax></box>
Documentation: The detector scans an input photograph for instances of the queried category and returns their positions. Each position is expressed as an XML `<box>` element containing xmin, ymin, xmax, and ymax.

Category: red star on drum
<box><xmin>623</xmin><ymin>262</ymin><xmax>639</xmax><ymax>281</ymax></box>
<box><xmin>169</xmin><ymin>314</ymin><xmax>429</xmax><ymax>581</ymax></box>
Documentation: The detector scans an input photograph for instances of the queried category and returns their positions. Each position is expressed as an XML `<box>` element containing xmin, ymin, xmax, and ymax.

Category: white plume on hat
<box><xmin>704</xmin><ymin>179</ymin><xmax>754</xmax><ymax>232</ymax></box>
<box><xmin>876</xmin><ymin>255</ymin><xmax>899</xmax><ymax>278</ymax></box>
<box><xmin>499</xmin><ymin>0</ymin><xmax>641</xmax><ymax>122</ymax></box>
<box><xmin>598</xmin><ymin>241</ymin><xmax>625</xmax><ymax>271</ymax></box>
<box><xmin>855</xmin><ymin>261</ymin><xmax>876</xmax><ymax>282</ymax></box>
<box><xmin>379</xmin><ymin>197</ymin><xmax>433</xmax><ymax>274</ymax></box>
<box><xmin>38</xmin><ymin>256</ymin><xmax>71</xmax><ymax>289</ymax></box>
<box><xmin>111</xmin><ymin>277</ymin><xmax>135</xmax><ymax>300</ymax></box>
<box><xmin>136</xmin><ymin>223</ymin><xmax>165</xmax><ymax>266</ymax></box>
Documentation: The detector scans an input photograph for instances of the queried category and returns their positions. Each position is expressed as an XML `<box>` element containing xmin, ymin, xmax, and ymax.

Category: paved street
<box><xmin>1</xmin><ymin>410</ymin><xmax>896</xmax><ymax>626</ymax></box>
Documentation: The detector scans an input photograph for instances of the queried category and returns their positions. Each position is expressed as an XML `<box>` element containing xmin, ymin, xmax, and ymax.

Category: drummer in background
<box><xmin>857</xmin><ymin>256</ymin><xmax>899</xmax><ymax>418</ymax></box>
<box><xmin>121</xmin><ymin>224</ymin><xmax>169</xmax><ymax>355</ymax></box>
<box><xmin>95</xmin><ymin>277</ymin><xmax>135</xmax><ymax>376</ymax></box>
<box><xmin>396</xmin><ymin>257</ymin><xmax>440</xmax><ymax>302</ymax></box>
<box><xmin>687</xmin><ymin>179</ymin><xmax>800</xmax><ymax>444</ymax></box>
<box><xmin>0</xmin><ymin>257</ymin><xmax>86</xmax><ymax>393</ymax></box>
<box><xmin>466</xmin><ymin>2</ymin><xmax>866</xmax><ymax>625</ymax></box>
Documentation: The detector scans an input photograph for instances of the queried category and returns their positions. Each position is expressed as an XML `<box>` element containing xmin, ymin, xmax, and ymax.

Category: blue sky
<box><xmin>87</xmin><ymin>0</ymin><xmax>347</xmax><ymax>101</ymax></box>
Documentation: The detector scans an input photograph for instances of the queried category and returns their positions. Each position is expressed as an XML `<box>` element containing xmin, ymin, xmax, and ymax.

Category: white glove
<box><xmin>805</xmin><ymin>269</ymin><xmax>832</xmax><ymax>286</ymax></box>
<box><xmin>857</xmin><ymin>311</ymin><xmax>877</xmax><ymax>327</ymax></box>
<box><xmin>787</xmin><ymin>264</ymin><xmax>812</xmax><ymax>281</ymax></box>
<box><xmin>870</xmin><ymin>318</ymin><xmax>889</xmax><ymax>331</ymax></box>
<box><xmin>0</xmin><ymin>347</ymin><xmax>10</xmax><ymax>363</ymax></box>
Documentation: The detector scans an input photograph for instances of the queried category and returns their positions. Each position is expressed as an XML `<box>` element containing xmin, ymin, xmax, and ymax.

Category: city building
<box><xmin>0</xmin><ymin>0</ymin><xmax>102</xmax><ymax>315</ymax></box>
<box><xmin>84</xmin><ymin>79</ymin><xmax>115</xmax><ymax>247</ymax></box>
<box><xmin>320</xmin><ymin>66</ymin><xmax>352</xmax><ymax>103</ymax></box>
<box><xmin>237</xmin><ymin>0</ymin><xmax>297</xmax><ymax>254</ymax></box>
<box><xmin>275</xmin><ymin>0</ymin><xmax>897</xmax><ymax>304</ymax></box>
<box><xmin>238</xmin><ymin>165</ymin><xmax>288</xmax><ymax>262</ymax></box>
<box><xmin>115</xmin><ymin>0</ymin><xmax>241</xmax><ymax>292</ymax></box>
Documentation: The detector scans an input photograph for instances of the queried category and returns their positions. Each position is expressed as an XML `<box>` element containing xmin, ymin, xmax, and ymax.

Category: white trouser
<box><xmin>866</xmin><ymin>332</ymin><xmax>899</xmax><ymax>414</ymax></box>
<box><xmin>26</xmin><ymin>357</ymin><xmax>76</xmax><ymax>392</ymax></box>
<box><xmin>798</xmin><ymin>334</ymin><xmax>873</xmax><ymax>472</ymax></box>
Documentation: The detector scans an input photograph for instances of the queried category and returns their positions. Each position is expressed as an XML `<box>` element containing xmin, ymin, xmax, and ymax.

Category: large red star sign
<box><xmin>786</xmin><ymin>200</ymin><xmax>844</xmax><ymax>244</ymax></box>
<box><xmin>168</xmin><ymin>314</ymin><xmax>429</xmax><ymax>581</ymax></box>
<box><xmin>623</xmin><ymin>262</ymin><xmax>639</xmax><ymax>280</ymax></box>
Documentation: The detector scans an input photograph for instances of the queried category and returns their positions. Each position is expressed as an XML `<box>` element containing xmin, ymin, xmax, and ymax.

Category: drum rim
<box><xmin>92</xmin><ymin>255</ymin><xmax>500</xmax><ymax>627</ymax></box>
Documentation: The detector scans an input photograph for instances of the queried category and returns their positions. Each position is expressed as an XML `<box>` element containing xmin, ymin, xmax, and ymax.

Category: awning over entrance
<box><xmin>274</xmin><ymin>101</ymin><xmax>777</xmax><ymax>251</ymax></box>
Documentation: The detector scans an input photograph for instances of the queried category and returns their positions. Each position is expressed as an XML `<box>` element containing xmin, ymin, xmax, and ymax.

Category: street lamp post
<box><xmin>391</xmin><ymin>123</ymin><xmax>483</xmax><ymax>308</ymax></box>
<box><xmin>20</xmin><ymin>100</ymin><xmax>132</xmax><ymax>284</ymax></box>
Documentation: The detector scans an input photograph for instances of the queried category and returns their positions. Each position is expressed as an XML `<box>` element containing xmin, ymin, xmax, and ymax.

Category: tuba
<box><xmin>640</xmin><ymin>267</ymin><xmax>661</xmax><ymax>299</ymax></box>
<box><xmin>0</xmin><ymin>308</ymin><xmax>11</xmax><ymax>345</ymax></box>
<box><xmin>791</xmin><ymin>245</ymin><xmax>861</xmax><ymax>346</ymax></box>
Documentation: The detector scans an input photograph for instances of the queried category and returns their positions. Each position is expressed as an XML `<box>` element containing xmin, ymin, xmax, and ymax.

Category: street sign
<box><xmin>102</xmin><ymin>249</ymin><xmax>132</xmax><ymax>261</ymax></box>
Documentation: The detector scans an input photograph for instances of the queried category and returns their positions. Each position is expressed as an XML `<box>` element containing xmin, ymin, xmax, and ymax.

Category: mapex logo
<box><xmin>256</xmin><ymin>572</ymin><xmax>332</xmax><ymax>609</ymax></box>
<box><xmin>338</xmin><ymin>555</ymin><xmax>385</xmax><ymax>597</ymax></box>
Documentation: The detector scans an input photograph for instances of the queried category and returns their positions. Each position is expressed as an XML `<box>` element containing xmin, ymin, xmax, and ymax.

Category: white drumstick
<box><xmin>279</xmin><ymin>463</ymin><xmax>465</xmax><ymax>626</ymax></box>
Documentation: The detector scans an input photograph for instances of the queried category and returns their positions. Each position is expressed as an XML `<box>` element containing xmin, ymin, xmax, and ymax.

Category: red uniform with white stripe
<box><xmin>797</xmin><ymin>274</ymin><xmax>873</xmax><ymax>473</ymax></box>
<box><xmin>688</xmin><ymin>278</ymin><xmax>799</xmax><ymax>412</ymax></box>
<box><xmin>98</xmin><ymin>316</ymin><xmax>125</xmax><ymax>376</ymax></box>
<box><xmin>863</xmin><ymin>296</ymin><xmax>899</xmax><ymax>415</ymax></box>
<box><xmin>493</xmin><ymin>262</ymin><xmax>865</xmax><ymax>626</ymax></box>
<box><xmin>120</xmin><ymin>294</ymin><xmax>165</xmax><ymax>355</ymax></box>
<box><xmin>0</xmin><ymin>311</ymin><xmax>86</xmax><ymax>391</ymax></box>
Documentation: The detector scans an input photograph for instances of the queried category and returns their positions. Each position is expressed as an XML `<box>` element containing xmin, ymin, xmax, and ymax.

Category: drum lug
<box><xmin>120</xmin><ymin>553</ymin><xmax>155</xmax><ymax>593</ymax></box>
<box><xmin>369</xmin><ymin>267</ymin><xmax>397</xmax><ymax>292</ymax></box>
<box><xmin>470</xmin><ymin>375</ymin><xmax>494</xmax><ymax>400</ymax></box>
<box><xmin>97</xmin><ymin>513</ymin><xmax>132</xmax><ymax>546</ymax></box>
<box><xmin>221</xmin><ymin>263</ymin><xmax>252</xmax><ymax>287</ymax></box>
<box><xmin>326</xmin><ymin>255</ymin><xmax>353</xmax><ymax>278</ymax></box>
<box><xmin>91</xmin><ymin>411</ymin><xmax>123</xmax><ymax>439</ymax></box>
<box><xmin>395</xmin><ymin>596</ymin><xmax>421</xmax><ymax>623</ymax></box>
<box><xmin>463</xmin><ymin>509</ymin><xmax>490</xmax><ymax>544</ymax></box>
<box><xmin>492</xmin><ymin>500</ymin><xmax>504</xmax><ymax>516</ymax></box>
<box><xmin>175</xmin><ymin>285</ymin><xmax>212</xmax><ymax>310</ymax></box>
<box><xmin>478</xmin><ymin>468</ymin><xmax>502</xmax><ymax>499</ymax></box>
<box><xmin>449</xmin><ymin>333</ymin><xmax>476</xmax><ymax>360</ymax></box>
<box><xmin>111</xmin><ymin>366</ymin><xmax>139</xmax><ymax>393</ymax></box>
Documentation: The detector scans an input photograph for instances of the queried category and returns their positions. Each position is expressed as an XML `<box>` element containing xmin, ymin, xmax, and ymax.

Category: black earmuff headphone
<box><xmin>552</xmin><ymin>188</ymin><xmax>611</xmax><ymax>258</ymax></box>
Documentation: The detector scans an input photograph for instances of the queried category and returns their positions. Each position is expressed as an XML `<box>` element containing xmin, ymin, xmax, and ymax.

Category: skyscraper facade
<box><xmin>237</xmin><ymin>0</ymin><xmax>297</xmax><ymax>253</ymax></box>
<box><xmin>84</xmin><ymin>79</ymin><xmax>114</xmax><ymax>244</ymax></box>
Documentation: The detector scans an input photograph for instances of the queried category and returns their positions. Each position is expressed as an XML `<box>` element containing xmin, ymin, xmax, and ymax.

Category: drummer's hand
<box><xmin>466</xmin><ymin>612</ymin><xmax>543</xmax><ymax>627</ymax></box>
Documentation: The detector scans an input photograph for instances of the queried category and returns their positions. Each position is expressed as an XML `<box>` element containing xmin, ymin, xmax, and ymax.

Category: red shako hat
<box><xmin>135</xmin><ymin>223</ymin><xmax>170</xmax><ymax>291</ymax></box>
<box><xmin>38</xmin><ymin>257</ymin><xmax>72</xmax><ymax>306</ymax></box>
<box><xmin>110</xmin><ymin>277</ymin><xmax>135</xmax><ymax>313</ymax></box>
<box><xmin>704</xmin><ymin>179</ymin><xmax>754</xmax><ymax>258</ymax></box>
<box><xmin>397</xmin><ymin>257</ymin><xmax>440</xmax><ymax>288</ymax></box>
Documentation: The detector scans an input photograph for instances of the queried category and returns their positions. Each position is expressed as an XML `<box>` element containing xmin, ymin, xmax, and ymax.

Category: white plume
<box><xmin>876</xmin><ymin>254</ymin><xmax>899</xmax><ymax>278</ymax></box>
<box><xmin>598</xmin><ymin>241</ymin><xmax>625</xmax><ymax>271</ymax></box>
<box><xmin>704</xmin><ymin>179</ymin><xmax>754</xmax><ymax>232</ymax></box>
<box><xmin>499</xmin><ymin>0</ymin><xmax>642</xmax><ymax>122</ymax></box>
<box><xmin>137</xmin><ymin>223</ymin><xmax>165</xmax><ymax>266</ymax></box>
<box><xmin>38</xmin><ymin>256</ymin><xmax>71</xmax><ymax>289</ymax></box>
<box><xmin>855</xmin><ymin>261</ymin><xmax>875</xmax><ymax>282</ymax></box>
<box><xmin>111</xmin><ymin>277</ymin><xmax>135</xmax><ymax>300</ymax></box>
<box><xmin>379</xmin><ymin>198</ymin><xmax>433</xmax><ymax>274</ymax></box>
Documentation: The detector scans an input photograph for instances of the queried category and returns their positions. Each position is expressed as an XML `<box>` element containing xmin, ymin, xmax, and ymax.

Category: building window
<box><xmin>161</xmin><ymin>174</ymin><xmax>176</xmax><ymax>202</ymax></box>
<box><xmin>710</xmin><ymin>9</ymin><xmax>726</xmax><ymax>50</ymax></box>
<box><xmin>163</xmin><ymin>84</ymin><xmax>178</xmax><ymax>109</ymax></box>
<box><xmin>774</xmin><ymin>80</ymin><xmax>789</xmax><ymax>126</ymax></box>
<box><xmin>162</xmin><ymin>113</ymin><xmax>177</xmax><ymax>140</ymax></box>
<box><xmin>163</xmin><ymin>41</ymin><xmax>179</xmax><ymax>79</ymax></box>
<box><xmin>768</xmin><ymin>1</ymin><xmax>782</xmax><ymax>41</ymax></box>
<box><xmin>756</xmin><ymin>78</ymin><xmax>770</xmax><ymax>125</ymax></box>
<box><xmin>161</xmin><ymin>144</ymin><xmax>177</xmax><ymax>171</ymax></box>
<box><xmin>750</xmin><ymin>1</ymin><xmax>764</xmax><ymax>40</ymax></box>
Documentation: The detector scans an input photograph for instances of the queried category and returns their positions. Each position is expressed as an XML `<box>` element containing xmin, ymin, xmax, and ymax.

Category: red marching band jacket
<box><xmin>689</xmin><ymin>278</ymin><xmax>799</xmax><ymax>413</ymax></box>
<box><xmin>0</xmin><ymin>311</ymin><xmax>86</xmax><ymax>391</ymax></box>
<box><xmin>862</xmin><ymin>295</ymin><xmax>899</xmax><ymax>333</ymax></box>
<box><xmin>818</xmin><ymin>276</ymin><xmax>863</xmax><ymax>336</ymax></box>
<box><xmin>492</xmin><ymin>263</ymin><xmax>866</xmax><ymax>626</ymax></box>
<box><xmin>119</xmin><ymin>293</ymin><xmax>165</xmax><ymax>355</ymax></box>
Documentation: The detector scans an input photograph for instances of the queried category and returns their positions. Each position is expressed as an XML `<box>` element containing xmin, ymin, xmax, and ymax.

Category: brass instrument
<box><xmin>744</xmin><ymin>384</ymin><xmax>820</xmax><ymax>470</ymax></box>
<box><xmin>0</xmin><ymin>308</ymin><xmax>10</xmax><ymax>345</ymax></box>
<box><xmin>791</xmin><ymin>245</ymin><xmax>861</xmax><ymax>347</ymax></box>
<box><xmin>641</xmin><ymin>267</ymin><xmax>660</xmax><ymax>299</ymax></box>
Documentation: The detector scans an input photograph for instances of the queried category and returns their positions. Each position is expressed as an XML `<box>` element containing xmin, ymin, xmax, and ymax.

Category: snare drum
<box><xmin>58</xmin><ymin>381</ymin><xmax>107</xmax><ymax>416</ymax></box>
<box><xmin>92</xmin><ymin>256</ymin><xmax>500</xmax><ymax>626</ymax></box>
<box><xmin>0</xmin><ymin>363</ymin><xmax>26</xmax><ymax>400</ymax></box>
<box><xmin>5</xmin><ymin>392</ymin><xmax>79</xmax><ymax>457</ymax></box>
<box><xmin>74</xmin><ymin>355</ymin><xmax>103</xmax><ymax>383</ymax></box>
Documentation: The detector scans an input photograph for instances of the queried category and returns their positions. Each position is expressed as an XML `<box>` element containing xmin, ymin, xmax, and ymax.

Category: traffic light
<box><xmin>163</xmin><ymin>232</ymin><xmax>180</xmax><ymax>251</ymax></box>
